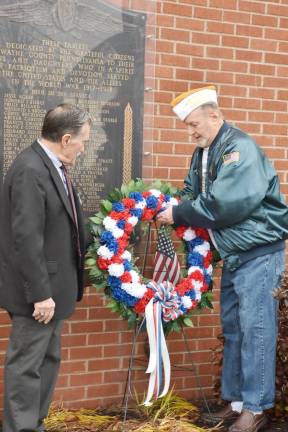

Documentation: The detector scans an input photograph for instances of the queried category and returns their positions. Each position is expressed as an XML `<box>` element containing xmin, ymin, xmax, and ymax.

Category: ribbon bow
<box><xmin>143</xmin><ymin>281</ymin><xmax>183</xmax><ymax>406</ymax></box>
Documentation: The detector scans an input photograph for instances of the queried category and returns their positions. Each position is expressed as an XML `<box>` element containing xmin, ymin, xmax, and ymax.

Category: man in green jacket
<box><xmin>157</xmin><ymin>85</ymin><xmax>288</xmax><ymax>432</ymax></box>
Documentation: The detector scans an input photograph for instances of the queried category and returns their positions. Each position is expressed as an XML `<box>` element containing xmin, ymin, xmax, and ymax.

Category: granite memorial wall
<box><xmin>0</xmin><ymin>0</ymin><xmax>148</xmax><ymax>215</ymax></box>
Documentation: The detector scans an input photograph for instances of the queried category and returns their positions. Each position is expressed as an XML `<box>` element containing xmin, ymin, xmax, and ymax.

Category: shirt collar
<box><xmin>37</xmin><ymin>139</ymin><xmax>62</xmax><ymax>169</ymax></box>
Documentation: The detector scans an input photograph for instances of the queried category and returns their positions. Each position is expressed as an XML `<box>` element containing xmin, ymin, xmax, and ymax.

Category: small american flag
<box><xmin>153</xmin><ymin>226</ymin><xmax>181</xmax><ymax>286</ymax></box>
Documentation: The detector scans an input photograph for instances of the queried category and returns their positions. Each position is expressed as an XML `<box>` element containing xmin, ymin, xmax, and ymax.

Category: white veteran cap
<box><xmin>171</xmin><ymin>85</ymin><xmax>218</xmax><ymax>121</ymax></box>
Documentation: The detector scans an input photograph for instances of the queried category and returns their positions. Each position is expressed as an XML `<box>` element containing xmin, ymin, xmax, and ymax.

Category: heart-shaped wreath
<box><xmin>86</xmin><ymin>180</ymin><xmax>213</xmax><ymax>332</ymax></box>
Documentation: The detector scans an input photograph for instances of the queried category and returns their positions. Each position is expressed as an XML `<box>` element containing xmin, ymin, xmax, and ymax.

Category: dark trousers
<box><xmin>3</xmin><ymin>315</ymin><xmax>63</xmax><ymax>432</ymax></box>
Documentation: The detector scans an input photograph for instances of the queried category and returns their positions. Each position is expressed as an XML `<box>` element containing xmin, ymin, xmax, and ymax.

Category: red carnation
<box><xmin>109</xmin><ymin>211</ymin><xmax>123</xmax><ymax>220</ymax></box>
<box><xmin>97</xmin><ymin>257</ymin><xmax>110</xmax><ymax>270</ymax></box>
<box><xmin>175</xmin><ymin>226</ymin><xmax>187</xmax><ymax>239</ymax></box>
<box><xmin>133</xmin><ymin>288</ymin><xmax>154</xmax><ymax>314</ymax></box>
<box><xmin>195</xmin><ymin>228</ymin><xmax>210</xmax><ymax>241</ymax></box>
<box><xmin>122</xmin><ymin>198</ymin><xmax>136</xmax><ymax>209</ymax></box>
<box><xmin>111</xmin><ymin>255</ymin><xmax>123</xmax><ymax>264</ymax></box>
<box><xmin>201</xmin><ymin>283</ymin><xmax>209</xmax><ymax>292</ymax></box>
<box><xmin>203</xmin><ymin>250</ymin><xmax>213</xmax><ymax>268</ymax></box>
<box><xmin>120</xmin><ymin>272</ymin><xmax>132</xmax><ymax>283</ymax></box>
<box><xmin>142</xmin><ymin>208</ymin><xmax>155</xmax><ymax>221</ymax></box>
<box><xmin>176</xmin><ymin>279</ymin><xmax>191</xmax><ymax>296</ymax></box>
<box><xmin>189</xmin><ymin>270</ymin><xmax>204</xmax><ymax>282</ymax></box>
<box><xmin>142</xmin><ymin>191</ymin><xmax>151</xmax><ymax>198</ymax></box>
<box><xmin>124</xmin><ymin>222</ymin><xmax>133</xmax><ymax>234</ymax></box>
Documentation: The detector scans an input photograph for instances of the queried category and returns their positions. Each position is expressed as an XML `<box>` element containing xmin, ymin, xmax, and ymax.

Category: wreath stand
<box><xmin>120</xmin><ymin>222</ymin><xmax>213</xmax><ymax>425</ymax></box>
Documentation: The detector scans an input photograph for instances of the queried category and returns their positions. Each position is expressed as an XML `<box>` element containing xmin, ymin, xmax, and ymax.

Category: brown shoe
<box><xmin>202</xmin><ymin>404</ymin><xmax>241</xmax><ymax>425</ymax></box>
<box><xmin>228</xmin><ymin>410</ymin><xmax>267</xmax><ymax>432</ymax></box>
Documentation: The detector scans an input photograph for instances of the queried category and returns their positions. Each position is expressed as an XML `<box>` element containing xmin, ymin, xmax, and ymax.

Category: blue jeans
<box><xmin>220</xmin><ymin>249</ymin><xmax>285</xmax><ymax>412</ymax></box>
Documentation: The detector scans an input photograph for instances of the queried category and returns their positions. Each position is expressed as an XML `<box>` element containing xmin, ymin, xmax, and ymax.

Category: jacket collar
<box><xmin>209</xmin><ymin>121</ymin><xmax>230</xmax><ymax>152</ymax></box>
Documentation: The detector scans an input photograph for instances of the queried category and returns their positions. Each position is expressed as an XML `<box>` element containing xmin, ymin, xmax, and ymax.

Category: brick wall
<box><xmin>1</xmin><ymin>0</ymin><xmax>288</xmax><ymax>412</ymax></box>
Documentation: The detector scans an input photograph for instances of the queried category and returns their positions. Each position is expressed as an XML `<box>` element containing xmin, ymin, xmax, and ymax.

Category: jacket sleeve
<box><xmin>11</xmin><ymin>166</ymin><xmax>52</xmax><ymax>303</ymax></box>
<box><xmin>173</xmin><ymin>136</ymin><xmax>270</xmax><ymax>229</ymax></box>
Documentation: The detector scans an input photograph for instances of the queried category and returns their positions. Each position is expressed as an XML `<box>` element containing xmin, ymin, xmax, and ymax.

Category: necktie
<box><xmin>60</xmin><ymin>164</ymin><xmax>81</xmax><ymax>259</ymax></box>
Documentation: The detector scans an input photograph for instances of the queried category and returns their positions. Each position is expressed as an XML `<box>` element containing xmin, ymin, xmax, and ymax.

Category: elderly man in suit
<box><xmin>0</xmin><ymin>103</ymin><xmax>92</xmax><ymax>432</ymax></box>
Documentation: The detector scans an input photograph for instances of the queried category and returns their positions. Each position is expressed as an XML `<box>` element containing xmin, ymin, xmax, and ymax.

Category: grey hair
<box><xmin>41</xmin><ymin>103</ymin><xmax>92</xmax><ymax>142</ymax></box>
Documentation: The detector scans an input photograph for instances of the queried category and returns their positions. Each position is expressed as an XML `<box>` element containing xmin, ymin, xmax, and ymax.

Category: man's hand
<box><xmin>156</xmin><ymin>206</ymin><xmax>174</xmax><ymax>225</ymax></box>
<box><xmin>33</xmin><ymin>297</ymin><xmax>55</xmax><ymax>324</ymax></box>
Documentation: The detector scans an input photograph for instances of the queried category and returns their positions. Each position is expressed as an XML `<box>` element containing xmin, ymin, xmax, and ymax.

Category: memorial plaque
<box><xmin>0</xmin><ymin>0</ymin><xmax>146</xmax><ymax>214</ymax></box>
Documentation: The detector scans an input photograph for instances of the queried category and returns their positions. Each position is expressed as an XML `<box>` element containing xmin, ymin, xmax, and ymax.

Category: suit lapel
<box><xmin>31</xmin><ymin>141</ymin><xmax>75</xmax><ymax>224</ymax></box>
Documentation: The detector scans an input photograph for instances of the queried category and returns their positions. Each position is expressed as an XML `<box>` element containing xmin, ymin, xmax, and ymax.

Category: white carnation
<box><xmin>135</xmin><ymin>200</ymin><xmax>146</xmax><ymax>209</ymax></box>
<box><xmin>103</xmin><ymin>216</ymin><xmax>117</xmax><ymax>231</ymax></box>
<box><xmin>195</xmin><ymin>291</ymin><xmax>202</xmax><ymax>301</ymax></box>
<box><xmin>128</xmin><ymin>216</ymin><xmax>138</xmax><ymax>226</ymax></box>
<box><xmin>206</xmin><ymin>264</ymin><xmax>213</xmax><ymax>275</ymax></box>
<box><xmin>108</xmin><ymin>263</ymin><xmax>125</xmax><ymax>277</ymax></box>
<box><xmin>167</xmin><ymin>197</ymin><xmax>178</xmax><ymax>206</ymax></box>
<box><xmin>149</xmin><ymin>189</ymin><xmax>161</xmax><ymax>197</ymax></box>
<box><xmin>188</xmin><ymin>266</ymin><xmax>203</xmax><ymax>276</ymax></box>
<box><xmin>183</xmin><ymin>228</ymin><xmax>196</xmax><ymax>241</ymax></box>
<box><xmin>97</xmin><ymin>245</ymin><xmax>114</xmax><ymax>259</ymax></box>
<box><xmin>121</xmin><ymin>251</ymin><xmax>132</xmax><ymax>261</ymax></box>
<box><xmin>192</xmin><ymin>280</ymin><xmax>203</xmax><ymax>291</ymax></box>
<box><xmin>122</xmin><ymin>282</ymin><xmax>147</xmax><ymax>298</ymax></box>
<box><xmin>111</xmin><ymin>227</ymin><xmax>124</xmax><ymax>239</ymax></box>
<box><xmin>194</xmin><ymin>241</ymin><xmax>210</xmax><ymax>256</ymax></box>
<box><xmin>130</xmin><ymin>270</ymin><xmax>140</xmax><ymax>283</ymax></box>
<box><xmin>182</xmin><ymin>296</ymin><xmax>192</xmax><ymax>309</ymax></box>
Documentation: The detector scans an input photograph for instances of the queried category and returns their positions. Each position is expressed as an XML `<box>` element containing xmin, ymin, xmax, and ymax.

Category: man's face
<box><xmin>61</xmin><ymin>122</ymin><xmax>91</xmax><ymax>166</ymax></box>
<box><xmin>184</xmin><ymin>107</ymin><xmax>218</xmax><ymax>148</ymax></box>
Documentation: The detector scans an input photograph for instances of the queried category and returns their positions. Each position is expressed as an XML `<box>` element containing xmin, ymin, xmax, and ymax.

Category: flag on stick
<box><xmin>153</xmin><ymin>226</ymin><xmax>181</xmax><ymax>286</ymax></box>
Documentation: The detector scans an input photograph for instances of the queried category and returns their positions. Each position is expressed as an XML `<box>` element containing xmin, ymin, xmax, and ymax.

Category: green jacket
<box><xmin>173</xmin><ymin>122</ymin><xmax>288</xmax><ymax>270</ymax></box>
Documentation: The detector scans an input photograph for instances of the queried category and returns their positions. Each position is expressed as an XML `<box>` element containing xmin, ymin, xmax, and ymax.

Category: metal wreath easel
<box><xmin>120</xmin><ymin>221</ymin><xmax>212</xmax><ymax>426</ymax></box>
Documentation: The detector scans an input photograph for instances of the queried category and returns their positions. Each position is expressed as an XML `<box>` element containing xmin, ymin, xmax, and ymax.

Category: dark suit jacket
<box><xmin>0</xmin><ymin>141</ymin><xmax>86</xmax><ymax>319</ymax></box>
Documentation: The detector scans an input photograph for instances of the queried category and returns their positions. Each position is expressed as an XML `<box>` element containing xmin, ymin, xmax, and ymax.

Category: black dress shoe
<box><xmin>202</xmin><ymin>404</ymin><xmax>241</xmax><ymax>425</ymax></box>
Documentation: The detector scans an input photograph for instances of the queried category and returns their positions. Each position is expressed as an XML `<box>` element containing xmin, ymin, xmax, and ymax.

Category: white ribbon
<box><xmin>143</xmin><ymin>298</ymin><xmax>171</xmax><ymax>406</ymax></box>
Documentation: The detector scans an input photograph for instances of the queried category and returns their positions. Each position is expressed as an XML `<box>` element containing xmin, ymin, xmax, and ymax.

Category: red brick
<box><xmin>223</xmin><ymin>10</ymin><xmax>250</xmax><ymax>24</ymax></box>
<box><xmin>163</xmin><ymin>3</ymin><xmax>192</xmax><ymax>17</ymax></box>
<box><xmin>70</xmin><ymin>372</ymin><xmax>103</xmax><ymax>386</ymax></box>
<box><xmin>208</xmin><ymin>22</ymin><xmax>234</xmax><ymax>34</ymax></box>
<box><xmin>176</xmin><ymin>17</ymin><xmax>204</xmax><ymax>31</ymax></box>
<box><xmin>87</xmin><ymin>384</ymin><xmax>121</xmax><ymax>398</ymax></box>
<box><xmin>60</xmin><ymin>361</ymin><xmax>87</xmax><ymax>374</ymax></box>
<box><xmin>221</xmin><ymin>61</ymin><xmax>248</xmax><ymax>73</ymax></box>
<box><xmin>210</xmin><ymin>0</ymin><xmax>237</xmax><ymax>8</ymax></box>
<box><xmin>194</xmin><ymin>7</ymin><xmax>223</xmax><ymax>21</ymax></box>
<box><xmin>70</xmin><ymin>346</ymin><xmax>103</xmax><ymax>360</ymax></box>
<box><xmin>161</xmin><ymin>28</ymin><xmax>190</xmax><ymax>43</ymax></box>
<box><xmin>239</xmin><ymin>0</ymin><xmax>265</xmax><ymax>13</ymax></box>
<box><xmin>252</xmin><ymin>15</ymin><xmax>278</xmax><ymax>27</ymax></box>
<box><xmin>192</xmin><ymin>32</ymin><xmax>220</xmax><ymax>46</ymax></box>
<box><xmin>176</xmin><ymin>43</ymin><xmax>204</xmax><ymax>58</ymax></box>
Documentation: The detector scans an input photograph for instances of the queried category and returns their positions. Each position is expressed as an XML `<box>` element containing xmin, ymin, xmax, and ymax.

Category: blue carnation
<box><xmin>108</xmin><ymin>276</ymin><xmax>122</xmax><ymax>289</ymax></box>
<box><xmin>186</xmin><ymin>289</ymin><xmax>196</xmax><ymax>301</ymax></box>
<box><xmin>100</xmin><ymin>231</ymin><xmax>115</xmax><ymax>244</ymax></box>
<box><xmin>187</xmin><ymin>252</ymin><xmax>203</xmax><ymax>267</ymax></box>
<box><xmin>112</xmin><ymin>202</ymin><xmax>125</xmax><ymax>212</ymax></box>
<box><xmin>111</xmin><ymin>287</ymin><xmax>138</xmax><ymax>307</ymax></box>
<box><xmin>146</xmin><ymin>195</ymin><xmax>158</xmax><ymax>209</ymax></box>
<box><xmin>107</xmin><ymin>239</ymin><xmax>118</xmax><ymax>253</ymax></box>
<box><xmin>130</xmin><ymin>208</ymin><xmax>142</xmax><ymax>218</ymax></box>
<box><xmin>164</xmin><ymin>194</ymin><xmax>172</xmax><ymax>202</ymax></box>
<box><xmin>187</xmin><ymin>237</ymin><xmax>204</xmax><ymax>251</ymax></box>
<box><xmin>204</xmin><ymin>271</ymin><xmax>212</xmax><ymax>285</ymax></box>
<box><xmin>117</xmin><ymin>220</ymin><xmax>125</xmax><ymax>229</ymax></box>
<box><xmin>123</xmin><ymin>260</ymin><xmax>132</xmax><ymax>271</ymax></box>
<box><xmin>129</xmin><ymin>192</ymin><xmax>143</xmax><ymax>202</ymax></box>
